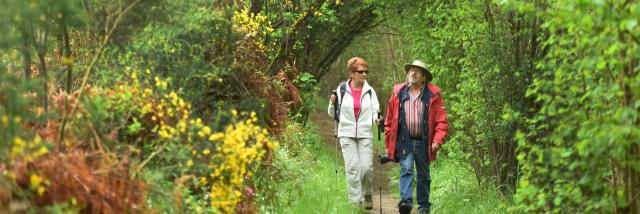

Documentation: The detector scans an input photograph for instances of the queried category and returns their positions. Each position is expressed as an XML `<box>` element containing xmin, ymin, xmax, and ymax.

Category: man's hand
<box><xmin>375</xmin><ymin>117</ymin><xmax>383</xmax><ymax>126</ymax></box>
<box><xmin>330</xmin><ymin>94</ymin><xmax>337</xmax><ymax>104</ymax></box>
<box><xmin>431</xmin><ymin>142</ymin><xmax>441</xmax><ymax>152</ymax></box>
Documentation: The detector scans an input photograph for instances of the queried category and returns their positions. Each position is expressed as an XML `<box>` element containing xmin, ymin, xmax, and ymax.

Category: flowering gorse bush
<box><xmin>231</xmin><ymin>8</ymin><xmax>274</xmax><ymax>50</ymax></box>
<box><xmin>202</xmin><ymin>110</ymin><xmax>277</xmax><ymax>212</ymax></box>
<box><xmin>231</xmin><ymin>8</ymin><xmax>273</xmax><ymax>36</ymax></box>
<box><xmin>98</xmin><ymin>68</ymin><xmax>278</xmax><ymax>212</ymax></box>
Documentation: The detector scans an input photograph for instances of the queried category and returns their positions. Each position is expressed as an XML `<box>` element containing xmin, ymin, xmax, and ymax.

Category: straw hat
<box><xmin>404</xmin><ymin>60</ymin><xmax>433</xmax><ymax>82</ymax></box>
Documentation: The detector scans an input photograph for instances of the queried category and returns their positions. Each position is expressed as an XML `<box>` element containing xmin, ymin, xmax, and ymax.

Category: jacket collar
<box><xmin>346</xmin><ymin>80</ymin><xmax>372</xmax><ymax>94</ymax></box>
<box><xmin>400</xmin><ymin>83</ymin><xmax>432</xmax><ymax>102</ymax></box>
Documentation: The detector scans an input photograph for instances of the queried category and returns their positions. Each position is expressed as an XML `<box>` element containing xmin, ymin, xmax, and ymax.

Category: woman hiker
<box><xmin>328</xmin><ymin>57</ymin><xmax>382</xmax><ymax>210</ymax></box>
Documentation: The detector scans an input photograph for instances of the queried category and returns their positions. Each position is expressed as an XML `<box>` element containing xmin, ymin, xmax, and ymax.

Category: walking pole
<box><xmin>333</xmin><ymin>90</ymin><xmax>339</xmax><ymax>183</ymax></box>
<box><xmin>377</xmin><ymin>111</ymin><xmax>383</xmax><ymax>214</ymax></box>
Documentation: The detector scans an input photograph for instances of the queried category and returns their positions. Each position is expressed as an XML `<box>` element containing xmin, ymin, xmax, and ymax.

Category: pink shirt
<box><xmin>350</xmin><ymin>84</ymin><xmax>362</xmax><ymax>120</ymax></box>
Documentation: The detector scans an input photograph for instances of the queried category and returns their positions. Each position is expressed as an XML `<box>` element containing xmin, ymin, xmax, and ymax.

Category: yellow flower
<box><xmin>202</xmin><ymin>126</ymin><xmax>212</xmax><ymax>135</ymax></box>
<box><xmin>203</xmin><ymin>149</ymin><xmax>211</xmax><ymax>155</ymax></box>
<box><xmin>1</xmin><ymin>116</ymin><xmax>8</xmax><ymax>125</ymax></box>
<box><xmin>200</xmin><ymin>177</ymin><xmax>208</xmax><ymax>185</ymax></box>
<box><xmin>209</xmin><ymin>133</ymin><xmax>224</xmax><ymax>142</ymax></box>
<box><xmin>13</xmin><ymin>137</ymin><xmax>26</xmax><ymax>146</ymax></box>
<box><xmin>37</xmin><ymin>186</ymin><xmax>46</xmax><ymax>196</ymax></box>
<box><xmin>34</xmin><ymin>146</ymin><xmax>48</xmax><ymax>157</ymax></box>
<box><xmin>155</xmin><ymin>78</ymin><xmax>161</xmax><ymax>88</ymax></box>
<box><xmin>30</xmin><ymin>174</ymin><xmax>43</xmax><ymax>187</ymax></box>
<box><xmin>142</xmin><ymin>103</ymin><xmax>153</xmax><ymax>113</ymax></box>
<box><xmin>187</xmin><ymin>159</ymin><xmax>193</xmax><ymax>167</ymax></box>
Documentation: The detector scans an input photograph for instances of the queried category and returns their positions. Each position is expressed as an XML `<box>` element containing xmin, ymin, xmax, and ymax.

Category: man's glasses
<box><xmin>354</xmin><ymin>70</ymin><xmax>369</xmax><ymax>74</ymax></box>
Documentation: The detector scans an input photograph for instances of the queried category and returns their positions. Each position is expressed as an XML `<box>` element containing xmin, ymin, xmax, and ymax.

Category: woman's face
<box><xmin>350</xmin><ymin>64</ymin><xmax>369</xmax><ymax>84</ymax></box>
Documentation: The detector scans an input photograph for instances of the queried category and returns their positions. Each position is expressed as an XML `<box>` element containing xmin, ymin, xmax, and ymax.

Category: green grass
<box><xmin>269</xmin><ymin>122</ymin><xmax>361</xmax><ymax>214</ymax></box>
<box><xmin>313</xmin><ymin>92</ymin><xmax>505</xmax><ymax>213</ymax></box>
<box><xmin>313</xmin><ymin>95</ymin><xmax>330</xmax><ymax>112</ymax></box>
<box><xmin>386</xmin><ymin>159</ymin><xmax>506</xmax><ymax>213</ymax></box>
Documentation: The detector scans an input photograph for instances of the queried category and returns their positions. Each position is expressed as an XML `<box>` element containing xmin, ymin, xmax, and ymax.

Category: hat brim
<box><xmin>404</xmin><ymin>64</ymin><xmax>433</xmax><ymax>82</ymax></box>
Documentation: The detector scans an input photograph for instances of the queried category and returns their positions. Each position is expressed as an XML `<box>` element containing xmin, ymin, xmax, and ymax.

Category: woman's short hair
<box><xmin>347</xmin><ymin>57</ymin><xmax>368</xmax><ymax>72</ymax></box>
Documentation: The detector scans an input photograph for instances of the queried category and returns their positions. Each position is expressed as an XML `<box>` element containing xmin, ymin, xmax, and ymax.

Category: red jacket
<box><xmin>384</xmin><ymin>83</ymin><xmax>449</xmax><ymax>161</ymax></box>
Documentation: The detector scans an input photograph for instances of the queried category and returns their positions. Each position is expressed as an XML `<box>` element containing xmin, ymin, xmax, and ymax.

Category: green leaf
<box><xmin>128</xmin><ymin>118</ymin><xmax>143</xmax><ymax>134</ymax></box>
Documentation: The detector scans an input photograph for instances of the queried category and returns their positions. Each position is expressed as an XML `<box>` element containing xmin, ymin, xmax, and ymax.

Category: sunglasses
<box><xmin>354</xmin><ymin>69</ymin><xmax>369</xmax><ymax>74</ymax></box>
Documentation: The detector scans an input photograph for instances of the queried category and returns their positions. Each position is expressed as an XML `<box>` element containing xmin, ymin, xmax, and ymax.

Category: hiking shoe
<box><xmin>364</xmin><ymin>195</ymin><xmax>373</xmax><ymax>210</ymax></box>
<box><xmin>352</xmin><ymin>202</ymin><xmax>363</xmax><ymax>210</ymax></box>
<box><xmin>399</xmin><ymin>202</ymin><xmax>412</xmax><ymax>214</ymax></box>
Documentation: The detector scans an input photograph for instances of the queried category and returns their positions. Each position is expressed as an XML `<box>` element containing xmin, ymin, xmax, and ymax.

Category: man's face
<box><xmin>407</xmin><ymin>67</ymin><xmax>425</xmax><ymax>85</ymax></box>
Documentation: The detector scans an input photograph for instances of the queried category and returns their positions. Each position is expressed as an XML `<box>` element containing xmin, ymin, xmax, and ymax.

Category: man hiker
<box><xmin>383</xmin><ymin>59</ymin><xmax>449</xmax><ymax>214</ymax></box>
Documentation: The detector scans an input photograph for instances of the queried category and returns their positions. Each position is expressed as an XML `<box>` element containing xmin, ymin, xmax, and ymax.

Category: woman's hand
<box><xmin>330</xmin><ymin>94</ymin><xmax>337</xmax><ymax>104</ymax></box>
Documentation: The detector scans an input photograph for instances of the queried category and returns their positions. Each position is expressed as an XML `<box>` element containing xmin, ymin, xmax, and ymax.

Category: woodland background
<box><xmin>0</xmin><ymin>0</ymin><xmax>639</xmax><ymax>213</ymax></box>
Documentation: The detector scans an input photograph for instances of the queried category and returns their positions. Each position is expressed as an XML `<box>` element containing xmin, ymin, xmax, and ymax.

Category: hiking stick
<box><xmin>333</xmin><ymin>90</ymin><xmax>339</xmax><ymax>183</ymax></box>
<box><xmin>377</xmin><ymin>111</ymin><xmax>383</xmax><ymax>214</ymax></box>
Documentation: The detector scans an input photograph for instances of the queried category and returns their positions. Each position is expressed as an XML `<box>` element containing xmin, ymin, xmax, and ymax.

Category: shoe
<box><xmin>364</xmin><ymin>195</ymin><xmax>373</xmax><ymax>210</ymax></box>
<box><xmin>399</xmin><ymin>202</ymin><xmax>412</xmax><ymax>214</ymax></box>
<box><xmin>419</xmin><ymin>209</ymin><xmax>430</xmax><ymax>214</ymax></box>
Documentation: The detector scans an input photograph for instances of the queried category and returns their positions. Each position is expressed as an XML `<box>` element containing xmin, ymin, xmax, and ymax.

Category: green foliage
<box><xmin>292</xmin><ymin>72</ymin><xmax>320</xmax><ymax>123</ymax></box>
<box><xmin>258</xmin><ymin>122</ymin><xmax>359</xmax><ymax>213</ymax></box>
<box><xmin>430</xmin><ymin>159</ymin><xmax>506</xmax><ymax>213</ymax></box>
<box><xmin>0</xmin><ymin>71</ymin><xmax>39</xmax><ymax>161</ymax></box>
<box><xmin>502</xmin><ymin>0</ymin><xmax>640</xmax><ymax>212</ymax></box>
<box><xmin>372</xmin><ymin>0</ymin><xmax>537</xmax><ymax>196</ymax></box>
<box><xmin>367</xmin><ymin>0</ymin><xmax>639</xmax><ymax>212</ymax></box>
<box><xmin>3</xmin><ymin>0</ymin><xmax>639</xmax><ymax>212</ymax></box>
<box><xmin>92</xmin><ymin>0</ymin><xmax>236</xmax><ymax>118</ymax></box>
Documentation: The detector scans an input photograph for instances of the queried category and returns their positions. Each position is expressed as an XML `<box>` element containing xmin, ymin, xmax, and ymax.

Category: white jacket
<box><xmin>328</xmin><ymin>80</ymin><xmax>380</xmax><ymax>139</ymax></box>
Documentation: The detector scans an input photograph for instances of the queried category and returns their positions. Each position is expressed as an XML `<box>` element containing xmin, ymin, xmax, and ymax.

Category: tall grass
<box><xmin>386</xmin><ymin>158</ymin><xmax>506</xmax><ymax>213</ymax></box>
<box><xmin>313</xmin><ymin>90</ymin><xmax>505</xmax><ymax>213</ymax></box>
<box><xmin>266</xmin><ymin>122</ymin><xmax>360</xmax><ymax>214</ymax></box>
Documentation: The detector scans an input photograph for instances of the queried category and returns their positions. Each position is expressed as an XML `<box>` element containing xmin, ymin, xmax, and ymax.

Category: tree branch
<box><xmin>267</xmin><ymin>0</ymin><xmax>326</xmax><ymax>75</ymax></box>
<box><xmin>58</xmin><ymin>0</ymin><xmax>143</xmax><ymax>146</ymax></box>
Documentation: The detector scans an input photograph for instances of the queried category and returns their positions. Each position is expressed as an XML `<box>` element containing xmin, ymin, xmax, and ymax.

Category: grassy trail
<box><xmin>277</xmin><ymin>98</ymin><xmax>504</xmax><ymax>213</ymax></box>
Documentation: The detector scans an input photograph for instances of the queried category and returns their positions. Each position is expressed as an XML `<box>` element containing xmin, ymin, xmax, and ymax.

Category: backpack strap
<box><xmin>335</xmin><ymin>81</ymin><xmax>348</xmax><ymax>121</ymax></box>
<box><xmin>339</xmin><ymin>81</ymin><xmax>347</xmax><ymax>108</ymax></box>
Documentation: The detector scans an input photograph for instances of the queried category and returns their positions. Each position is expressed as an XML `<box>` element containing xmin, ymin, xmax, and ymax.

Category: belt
<box><xmin>409</xmin><ymin>136</ymin><xmax>422</xmax><ymax>141</ymax></box>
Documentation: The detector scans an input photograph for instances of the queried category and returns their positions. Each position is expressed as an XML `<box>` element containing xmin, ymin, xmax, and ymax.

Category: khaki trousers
<box><xmin>339</xmin><ymin>137</ymin><xmax>373</xmax><ymax>203</ymax></box>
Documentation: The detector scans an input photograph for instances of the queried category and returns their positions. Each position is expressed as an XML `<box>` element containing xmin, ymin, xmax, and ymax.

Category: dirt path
<box><xmin>309</xmin><ymin>111</ymin><xmax>418</xmax><ymax>214</ymax></box>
